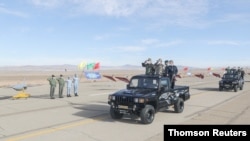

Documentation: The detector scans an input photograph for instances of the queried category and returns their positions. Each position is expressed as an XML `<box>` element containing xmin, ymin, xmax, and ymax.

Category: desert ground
<box><xmin>0</xmin><ymin>65</ymin><xmax>238</xmax><ymax>88</ymax></box>
<box><xmin>0</xmin><ymin>66</ymin><xmax>249</xmax><ymax>141</ymax></box>
<box><xmin>0</xmin><ymin>66</ymin><xmax>143</xmax><ymax>88</ymax></box>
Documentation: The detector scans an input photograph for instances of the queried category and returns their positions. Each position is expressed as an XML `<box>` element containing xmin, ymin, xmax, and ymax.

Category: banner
<box><xmin>84</xmin><ymin>72</ymin><xmax>101</xmax><ymax>79</ymax></box>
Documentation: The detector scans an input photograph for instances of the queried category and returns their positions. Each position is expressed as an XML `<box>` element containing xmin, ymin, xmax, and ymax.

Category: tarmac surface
<box><xmin>0</xmin><ymin>76</ymin><xmax>250</xmax><ymax>141</ymax></box>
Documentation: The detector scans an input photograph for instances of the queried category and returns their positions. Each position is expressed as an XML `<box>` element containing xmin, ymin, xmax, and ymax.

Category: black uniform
<box><xmin>166</xmin><ymin>65</ymin><xmax>178</xmax><ymax>89</ymax></box>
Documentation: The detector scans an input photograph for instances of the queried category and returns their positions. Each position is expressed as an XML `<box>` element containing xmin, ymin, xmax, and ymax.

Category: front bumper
<box><xmin>108</xmin><ymin>101</ymin><xmax>145</xmax><ymax>114</ymax></box>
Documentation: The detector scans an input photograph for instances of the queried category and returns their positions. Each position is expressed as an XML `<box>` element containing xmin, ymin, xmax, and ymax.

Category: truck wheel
<box><xmin>219</xmin><ymin>86</ymin><xmax>223</xmax><ymax>91</ymax></box>
<box><xmin>140</xmin><ymin>105</ymin><xmax>155</xmax><ymax>124</ymax></box>
<box><xmin>174</xmin><ymin>98</ymin><xmax>184</xmax><ymax>113</ymax></box>
<box><xmin>110</xmin><ymin>107</ymin><xmax>123</xmax><ymax>119</ymax></box>
<box><xmin>234</xmin><ymin>85</ymin><xmax>238</xmax><ymax>92</ymax></box>
<box><xmin>240</xmin><ymin>85</ymin><xmax>243</xmax><ymax>90</ymax></box>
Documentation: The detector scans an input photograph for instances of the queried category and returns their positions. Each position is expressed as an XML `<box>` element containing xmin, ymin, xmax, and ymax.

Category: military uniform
<box><xmin>163</xmin><ymin>60</ymin><xmax>169</xmax><ymax>76</ymax></box>
<box><xmin>47</xmin><ymin>75</ymin><xmax>57</xmax><ymax>99</ymax></box>
<box><xmin>57</xmin><ymin>75</ymin><xmax>65</xmax><ymax>98</ymax></box>
<box><xmin>225</xmin><ymin>66</ymin><xmax>230</xmax><ymax>74</ymax></box>
<box><xmin>142</xmin><ymin>58</ymin><xmax>155</xmax><ymax>75</ymax></box>
<box><xmin>154</xmin><ymin>58</ymin><xmax>164</xmax><ymax>75</ymax></box>
<box><xmin>166</xmin><ymin>60</ymin><xmax>178</xmax><ymax>89</ymax></box>
<box><xmin>240</xmin><ymin>68</ymin><xmax>245</xmax><ymax>80</ymax></box>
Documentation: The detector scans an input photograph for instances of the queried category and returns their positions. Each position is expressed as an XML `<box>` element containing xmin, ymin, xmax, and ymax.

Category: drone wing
<box><xmin>115</xmin><ymin>76</ymin><xmax>130</xmax><ymax>83</ymax></box>
<box><xmin>103</xmin><ymin>75</ymin><xmax>116</xmax><ymax>82</ymax></box>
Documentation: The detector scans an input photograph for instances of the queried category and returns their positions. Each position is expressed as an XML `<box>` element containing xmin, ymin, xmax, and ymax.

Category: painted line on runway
<box><xmin>6</xmin><ymin>114</ymin><xmax>109</xmax><ymax>141</ymax></box>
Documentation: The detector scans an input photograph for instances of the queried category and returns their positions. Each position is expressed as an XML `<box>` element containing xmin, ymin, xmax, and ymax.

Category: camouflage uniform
<box><xmin>154</xmin><ymin>58</ymin><xmax>164</xmax><ymax>75</ymax></box>
<box><xmin>142</xmin><ymin>58</ymin><xmax>154</xmax><ymax>75</ymax></box>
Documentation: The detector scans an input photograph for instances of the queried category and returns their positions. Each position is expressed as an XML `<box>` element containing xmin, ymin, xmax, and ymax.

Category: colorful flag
<box><xmin>78</xmin><ymin>61</ymin><xmax>87</xmax><ymax>70</ymax></box>
<box><xmin>87</xmin><ymin>63</ymin><xmax>95</xmax><ymax>70</ymax></box>
<box><xmin>94</xmin><ymin>62</ymin><xmax>100</xmax><ymax>70</ymax></box>
<box><xmin>183</xmin><ymin>67</ymin><xmax>188</xmax><ymax>71</ymax></box>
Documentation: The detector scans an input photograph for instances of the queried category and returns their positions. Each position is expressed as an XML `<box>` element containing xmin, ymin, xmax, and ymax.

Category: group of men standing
<box><xmin>142</xmin><ymin>58</ymin><xmax>178</xmax><ymax>89</ymax></box>
<box><xmin>225</xmin><ymin>66</ymin><xmax>245</xmax><ymax>79</ymax></box>
<box><xmin>47</xmin><ymin>74</ymin><xmax>79</xmax><ymax>99</ymax></box>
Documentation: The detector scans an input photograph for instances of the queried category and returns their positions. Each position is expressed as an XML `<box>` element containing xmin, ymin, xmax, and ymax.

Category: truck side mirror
<box><xmin>126</xmin><ymin>84</ymin><xmax>130</xmax><ymax>89</ymax></box>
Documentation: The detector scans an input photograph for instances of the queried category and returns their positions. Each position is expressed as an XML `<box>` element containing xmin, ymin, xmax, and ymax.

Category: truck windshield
<box><xmin>129</xmin><ymin>77</ymin><xmax>158</xmax><ymax>89</ymax></box>
<box><xmin>223</xmin><ymin>74</ymin><xmax>239</xmax><ymax>79</ymax></box>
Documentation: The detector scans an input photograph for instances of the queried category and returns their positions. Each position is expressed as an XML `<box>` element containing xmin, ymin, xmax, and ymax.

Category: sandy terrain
<box><xmin>0</xmin><ymin>66</ymin><xmax>144</xmax><ymax>88</ymax></box>
<box><xmin>0</xmin><ymin>66</ymin><xmax>249</xmax><ymax>141</ymax></box>
<box><xmin>0</xmin><ymin>65</ymin><xmax>234</xmax><ymax>89</ymax></box>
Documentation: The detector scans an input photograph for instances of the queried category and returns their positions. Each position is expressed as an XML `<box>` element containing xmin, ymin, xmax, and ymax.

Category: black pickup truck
<box><xmin>108</xmin><ymin>74</ymin><xmax>190</xmax><ymax>124</ymax></box>
<box><xmin>219</xmin><ymin>72</ymin><xmax>244</xmax><ymax>92</ymax></box>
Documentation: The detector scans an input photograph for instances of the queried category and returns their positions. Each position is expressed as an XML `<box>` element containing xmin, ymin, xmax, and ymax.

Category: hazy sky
<box><xmin>0</xmin><ymin>0</ymin><xmax>250</xmax><ymax>68</ymax></box>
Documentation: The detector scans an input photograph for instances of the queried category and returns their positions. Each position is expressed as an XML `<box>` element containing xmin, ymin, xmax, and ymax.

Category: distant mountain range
<box><xmin>0</xmin><ymin>64</ymin><xmax>202</xmax><ymax>71</ymax></box>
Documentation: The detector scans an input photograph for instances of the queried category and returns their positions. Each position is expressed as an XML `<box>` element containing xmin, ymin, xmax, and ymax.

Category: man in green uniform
<box><xmin>142</xmin><ymin>58</ymin><xmax>154</xmax><ymax>75</ymax></box>
<box><xmin>154</xmin><ymin>58</ymin><xmax>164</xmax><ymax>75</ymax></box>
<box><xmin>57</xmin><ymin>74</ymin><xmax>65</xmax><ymax>98</ymax></box>
<box><xmin>47</xmin><ymin>75</ymin><xmax>57</xmax><ymax>99</ymax></box>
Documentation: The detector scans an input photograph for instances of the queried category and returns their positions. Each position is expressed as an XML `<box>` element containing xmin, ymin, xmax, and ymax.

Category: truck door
<box><xmin>158</xmin><ymin>78</ymin><xmax>171</xmax><ymax>108</ymax></box>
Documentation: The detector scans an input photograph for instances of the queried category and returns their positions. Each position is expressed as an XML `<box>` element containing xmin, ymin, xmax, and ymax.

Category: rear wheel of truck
<box><xmin>174</xmin><ymin>98</ymin><xmax>184</xmax><ymax>113</ymax></box>
<box><xmin>240</xmin><ymin>84</ymin><xmax>243</xmax><ymax>90</ymax></box>
<box><xmin>110</xmin><ymin>107</ymin><xmax>123</xmax><ymax>119</ymax></box>
<box><xmin>140</xmin><ymin>105</ymin><xmax>155</xmax><ymax>124</ymax></box>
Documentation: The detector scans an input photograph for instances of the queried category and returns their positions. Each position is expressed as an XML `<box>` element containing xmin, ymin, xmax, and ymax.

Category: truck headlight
<box><xmin>175</xmin><ymin>93</ymin><xmax>180</xmax><ymax>97</ymax></box>
<box><xmin>134</xmin><ymin>98</ymin><xmax>145</xmax><ymax>103</ymax></box>
<box><xmin>108</xmin><ymin>95</ymin><xmax>116</xmax><ymax>101</ymax></box>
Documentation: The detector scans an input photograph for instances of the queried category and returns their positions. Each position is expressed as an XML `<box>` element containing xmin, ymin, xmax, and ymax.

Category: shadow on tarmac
<box><xmin>71</xmin><ymin>102</ymin><xmax>180</xmax><ymax>125</ymax></box>
<box><xmin>192</xmin><ymin>87</ymin><xmax>220</xmax><ymax>91</ymax></box>
<box><xmin>0</xmin><ymin>96</ymin><xmax>12</xmax><ymax>100</ymax></box>
<box><xmin>71</xmin><ymin>102</ymin><xmax>146</xmax><ymax>124</ymax></box>
<box><xmin>30</xmin><ymin>94</ymin><xmax>53</xmax><ymax>99</ymax></box>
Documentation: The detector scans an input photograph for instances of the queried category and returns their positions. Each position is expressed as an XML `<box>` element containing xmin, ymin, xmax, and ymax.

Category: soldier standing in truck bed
<box><xmin>142</xmin><ymin>58</ymin><xmax>155</xmax><ymax>75</ymax></box>
<box><xmin>240</xmin><ymin>67</ymin><xmax>245</xmax><ymax>80</ymax></box>
<box><xmin>166</xmin><ymin>60</ymin><xmax>178</xmax><ymax>89</ymax></box>
<box><xmin>163</xmin><ymin>60</ymin><xmax>169</xmax><ymax>77</ymax></box>
<box><xmin>154</xmin><ymin>58</ymin><xmax>164</xmax><ymax>75</ymax></box>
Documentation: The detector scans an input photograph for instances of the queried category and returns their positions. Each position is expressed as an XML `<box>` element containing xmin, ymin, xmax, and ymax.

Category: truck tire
<box><xmin>234</xmin><ymin>85</ymin><xmax>238</xmax><ymax>92</ymax></box>
<box><xmin>219</xmin><ymin>86</ymin><xmax>223</xmax><ymax>91</ymax></box>
<box><xmin>110</xmin><ymin>107</ymin><xmax>123</xmax><ymax>119</ymax></box>
<box><xmin>140</xmin><ymin>105</ymin><xmax>155</xmax><ymax>124</ymax></box>
<box><xmin>240</xmin><ymin>85</ymin><xmax>243</xmax><ymax>90</ymax></box>
<box><xmin>174</xmin><ymin>98</ymin><xmax>184</xmax><ymax>113</ymax></box>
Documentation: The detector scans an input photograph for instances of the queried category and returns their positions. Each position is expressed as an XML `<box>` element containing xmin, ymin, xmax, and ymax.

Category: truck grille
<box><xmin>224</xmin><ymin>81</ymin><xmax>232</xmax><ymax>84</ymax></box>
<box><xmin>115</xmin><ymin>96</ymin><xmax>133</xmax><ymax>105</ymax></box>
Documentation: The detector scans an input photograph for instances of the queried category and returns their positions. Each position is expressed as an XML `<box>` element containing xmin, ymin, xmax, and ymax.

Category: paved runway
<box><xmin>0</xmin><ymin>76</ymin><xmax>249</xmax><ymax>141</ymax></box>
